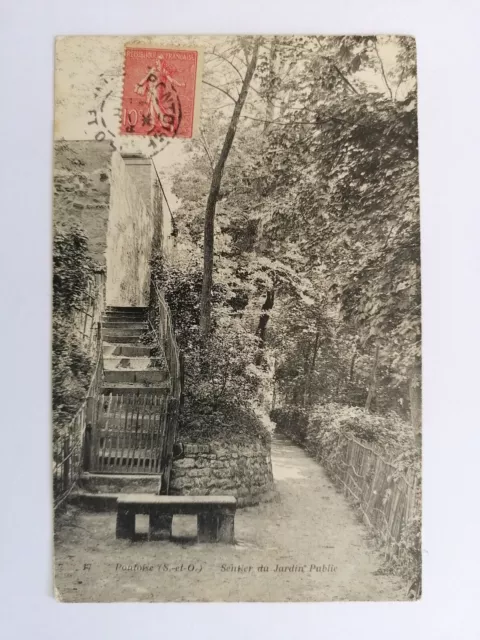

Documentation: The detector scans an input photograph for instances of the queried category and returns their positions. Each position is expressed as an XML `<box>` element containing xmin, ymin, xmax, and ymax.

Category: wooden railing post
<box><xmin>160</xmin><ymin>397</ymin><xmax>179</xmax><ymax>494</ymax></box>
<box><xmin>83</xmin><ymin>396</ymin><xmax>95</xmax><ymax>471</ymax></box>
<box><xmin>179</xmin><ymin>351</ymin><xmax>185</xmax><ymax>409</ymax></box>
<box><xmin>83</xmin><ymin>426</ymin><xmax>92</xmax><ymax>471</ymax></box>
<box><xmin>63</xmin><ymin>436</ymin><xmax>70</xmax><ymax>492</ymax></box>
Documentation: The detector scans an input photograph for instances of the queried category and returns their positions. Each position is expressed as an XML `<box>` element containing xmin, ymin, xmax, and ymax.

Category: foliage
<box><xmin>52</xmin><ymin>318</ymin><xmax>92</xmax><ymax>430</ymax></box>
<box><xmin>52</xmin><ymin>225</ymin><xmax>95</xmax><ymax>432</ymax></box>
<box><xmin>179</xmin><ymin>396</ymin><xmax>270</xmax><ymax>445</ymax></box>
<box><xmin>270</xmin><ymin>406</ymin><xmax>309</xmax><ymax>444</ymax></box>
<box><xmin>172</xmin><ymin>35</ymin><xmax>420</xmax><ymax>425</ymax></box>
<box><xmin>53</xmin><ymin>225</ymin><xmax>94</xmax><ymax>315</ymax></box>
<box><xmin>259</xmin><ymin>35</ymin><xmax>420</xmax><ymax>401</ymax></box>
<box><xmin>307</xmin><ymin>403</ymin><xmax>416</xmax><ymax>461</ymax></box>
<box><xmin>272</xmin><ymin>402</ymin><xmax>416</xmax><ymax>461</ymax></box>
<box><xmin>151</xmin><ymin>253</ymin><xmax>268</xmax><ymax>441</ymax></box>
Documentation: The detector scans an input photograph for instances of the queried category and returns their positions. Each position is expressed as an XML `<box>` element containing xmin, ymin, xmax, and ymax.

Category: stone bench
<box><xmin>116</xmin><ymin>494</ymin><xmax>236</xmax><ymax>543</ymax></box>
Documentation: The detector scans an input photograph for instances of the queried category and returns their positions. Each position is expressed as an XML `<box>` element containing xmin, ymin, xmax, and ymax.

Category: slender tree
<box><xmin>199</xmin><ymin>38</ymin><xmax>261</xmax><ymax>339</ymax></box>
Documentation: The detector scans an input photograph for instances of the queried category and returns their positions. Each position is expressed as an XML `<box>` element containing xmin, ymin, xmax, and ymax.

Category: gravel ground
<box><xmin>54</xmin><ymin>434</ymin><xmax>408</xmax><ymax>602</ymax></box>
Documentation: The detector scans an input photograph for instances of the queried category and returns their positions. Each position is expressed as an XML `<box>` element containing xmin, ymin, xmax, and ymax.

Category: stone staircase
<box><xmin>102</xmin><ymin>306</ymin><xmax>169</xmax><ymax>394</ymax></box>
<box><xmin>76</xmin><ymin>306</ymin><xmax>170</xmax><ymax>503</ymax></box>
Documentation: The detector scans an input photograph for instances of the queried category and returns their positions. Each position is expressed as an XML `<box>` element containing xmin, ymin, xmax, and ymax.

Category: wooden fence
<box><xmin>326</xmin><ymin>434</ymin><xmax>419</xmax><ymax>562</ymax></box>
<box><xmin>88</xmin><ymin>392</ymin><xmax>169</xmax><ymax>474</ymax></box>
<box><xmin>53</xmin><ymin>335</ymin><xmax>104</xmax><ymax>510</ymax></box>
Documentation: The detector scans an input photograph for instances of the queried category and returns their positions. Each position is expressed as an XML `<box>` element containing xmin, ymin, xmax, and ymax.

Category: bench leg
<box><xmin>116</xmin><ymin>507</ymin><xmax>135</xmax><ymax>540</ymax></box>
<box><xmin>197</xmin><ymin>513</ymin><xmax>218</xmax><ymax>542</ymax></box>
<box><xmin>149</xmin><ymin>513</ymin><xmax>172</xmax><ymax>541</ymax></box>
<box><xmin>218</xmin><ymin>514</ymin><xmax>235</xmax><ymax>544</ymax></box>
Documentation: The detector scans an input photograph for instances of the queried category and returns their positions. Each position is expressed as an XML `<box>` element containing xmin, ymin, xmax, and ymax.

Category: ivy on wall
<box><xmin>52</xmin><ymin>225</ymin><xmax>95</xmax><ymax>432</ymax></box>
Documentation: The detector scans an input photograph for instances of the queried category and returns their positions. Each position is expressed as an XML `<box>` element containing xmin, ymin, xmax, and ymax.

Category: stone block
<box><xmin>189</xmin><ymin>468</ymin><xmax>211</xmax><ymax>478</ymax></box>
<box><xmin>211</xmin><ymin>460</ymin><xmax>227</xmax><ymax>469</ymax></box>
<box><xmin>184</xmin><ymin>444</ymin><xmax>198</xmax><ymax>455</ymax></box>
<box><xmin>199</xmin><ymin>445</ymin><xmax>211</xmax><ymax>454</ymax></box>
<box><xmin>214</xmin><ymin>468</ymin><xmax>236</xmax><ymax>479</ymax></box>
<box><xmin>217</xmin><ymin>479</ymin><xmax>236</xmax><ymax>490</ymax></box>
<box><xmin>174</xmin><ymin>458</ymin><xmax>196</xmax><ymax>469</ymax></box>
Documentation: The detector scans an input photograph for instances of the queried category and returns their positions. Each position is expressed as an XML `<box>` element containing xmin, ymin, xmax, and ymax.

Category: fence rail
<box><xmin>147</xmin><ymin>280</ymin><xmax>183</xmax><ymax>492</ymax></box>
<box><xmin>327</xmin><ymin>434</ymin><xmax>419</xmax><ymax>562</ymax></box>
<box><xmin>148</xmin><ymin>281</ymin><xmax>182</xmax><ymax>399</ymax></box>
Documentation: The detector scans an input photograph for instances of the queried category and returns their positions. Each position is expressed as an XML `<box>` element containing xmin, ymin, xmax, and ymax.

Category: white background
<box><xmin>1</xmin><ymin>0</ymin><xmax>479</xmax><ymax>637</ymax></box>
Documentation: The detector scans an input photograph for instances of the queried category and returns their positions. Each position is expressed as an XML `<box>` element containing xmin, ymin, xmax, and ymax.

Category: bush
<box><xmin>307</xmin><ymin>403</ymin><xmax>416</xmax><ymax>463</ymax></box>
<box><xmin>179</xmin><ymin>395</ymin><xmax>270</xmax><ymax>445</ymax></box>
<box><xmin>52</xmin><ymin>318</ymin><xmax>92</xmax><ymax>431</ymax></box>
<box><xmin>53</xmin><ymin>225</ymin><xmax>94</xmax><ymax>315</ymax></box>
<box><xmin>270</xmin><ymin>406</ymin><xmax>309</xmax><ymax>444</ymax></box>
<box><xmin>151</xmin><ymin>253</ymin><xmax>266</xmax><ymax>440</ymax></box>
<box><xmin>272</xmin><ymin>402</ymin><xmax>418</xmax><ymax>475</ymax></box>
<box><xmin>52</xmin><ymin>225</ymin><xmax>96</xmax><ymax>433</ymax></box>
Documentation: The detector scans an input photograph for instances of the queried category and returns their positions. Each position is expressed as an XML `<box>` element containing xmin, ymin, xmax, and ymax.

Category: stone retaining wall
<box><xmin>171</xmin><ymin>440</ymin><xmax>276</xmax><ymax>507</ymax></box>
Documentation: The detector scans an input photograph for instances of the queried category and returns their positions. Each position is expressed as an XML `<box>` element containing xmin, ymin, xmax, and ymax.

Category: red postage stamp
<box><xmin>121</xmin><ymin>46</ymin><xmax>202</xmax><ymax>138</ymax></box>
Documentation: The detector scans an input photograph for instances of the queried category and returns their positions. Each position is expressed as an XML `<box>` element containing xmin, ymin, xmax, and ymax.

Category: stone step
<box><xmin>103</xmin><ymin>327</ymin><xmax>145</xmax><ymax>337</ymax></box>
<box><xmin>69</xmin><ymin>491</ymin><xmax>120</xmax><ymax>512</ymax></box>
<box><xmin>104</xmin><ymin>356</ymin><xmax>165</xmax><ymax>371</ymax></box>
<box><xmin>103</xmin><ymin>344</ymin><xmax>154</xmax><ymax>357</ymax></box>
<box><xmin>104</xmin><ymin>313</ymin><xmax>146</xmax><ymax>321</ymax></box>
<box><xmin>103</xmin><ymin>321</ymin><xmax>148</xmax><ymax>330</ymax></box>
<box><xmin>104</xmin><ymin>369</ymin><xmax>169</xmax><ymax>384</ymax></box>
<box><xmin>78</xmin><ymin>473</ymin><xmax>160</xmax><ymax>496</ymax></box>
<box><xmin>104</xmin><ymin>308</ymin><xmax>147</xmax><ymax>316</ymax></box>
<box><xmin>104</xmin><ymin>317</ymin><xmax>147</xmax><ymax>326</ymax></box>
<box><xmin>104</xmin><ymin>311</ymin><xmax>147</xmax><ymax>320</ymax></box>
<box><xmin>103</xmin><ymin>334</ymin><xmax>143</xmax><ymax>344</ymax></box>
<box><xmin>101</xmin><ymin>383</ymin><xmax>170</xmax><ymax>395</ymax></box>
<box><xmin>106</xmin><ymin>306</ymin><xmax>148</xmax><ymax>313</ymax></box>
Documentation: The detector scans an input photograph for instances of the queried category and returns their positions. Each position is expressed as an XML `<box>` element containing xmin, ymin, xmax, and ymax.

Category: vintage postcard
<box><xmin>53</xmin><ymin>35</ymin><xmax>421</xmax><ymax>602</ymax></box>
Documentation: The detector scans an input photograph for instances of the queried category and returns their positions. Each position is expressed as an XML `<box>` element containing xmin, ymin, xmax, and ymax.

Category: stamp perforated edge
<box><xmin>121</xmin><ymin>42</ymin><xmax>204</xmax><ymax>139</ymax></box>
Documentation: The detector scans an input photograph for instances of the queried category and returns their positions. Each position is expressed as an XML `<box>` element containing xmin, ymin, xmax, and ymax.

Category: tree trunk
<box><xmin>264</xmin><ymin>38</ymin><xmax>278</xmax><ymax>133</ymax></box>
<box><xmin>271</xmin><ymin>356</ymin><xmax>277</xmax><ymax>411</ymax></box>
<box><xmin>409</xmin><ymin>360</ymin><xmax>422</xmax><ymax>448</ymax></box>
<box><xmin>349</xmin><ymin>343</ymin><xmax>358</xmax><ymax>381</ymax></box>
<box><xmin>305</xmin><ymin>330</ymin><xmax>320</xmax><ymax>406</ymax></box>
<box><xmin>255</xmin><ymin>288</ymin><xmax>275</xmax><ymax>365</ymax></box>
<box><xmin>302</xmin><ymin>349</ymin><xmax>311</xmax><ymax>407</ymax></box>
<box><xmin>365</xmin><ymin>341</ymin><xmax>380</xmax><ymax>411</ymax></box>
<box><xmin>199</xmin><ymin>39</ymin><xmax>261</xmax><ymax>339</ymax></box>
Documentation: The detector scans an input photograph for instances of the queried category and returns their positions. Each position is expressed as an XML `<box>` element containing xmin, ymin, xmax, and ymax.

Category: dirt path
<box><xmin>55</xmin><ymin>434</ymin><xmax>408</xmax><ymax>602</ymax></box>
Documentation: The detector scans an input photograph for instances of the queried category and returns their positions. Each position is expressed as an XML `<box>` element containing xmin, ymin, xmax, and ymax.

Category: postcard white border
<box><xmin>1</xmin><ymin>0</ymin><xmax>480</xmax><ymax>637</ymax></box>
